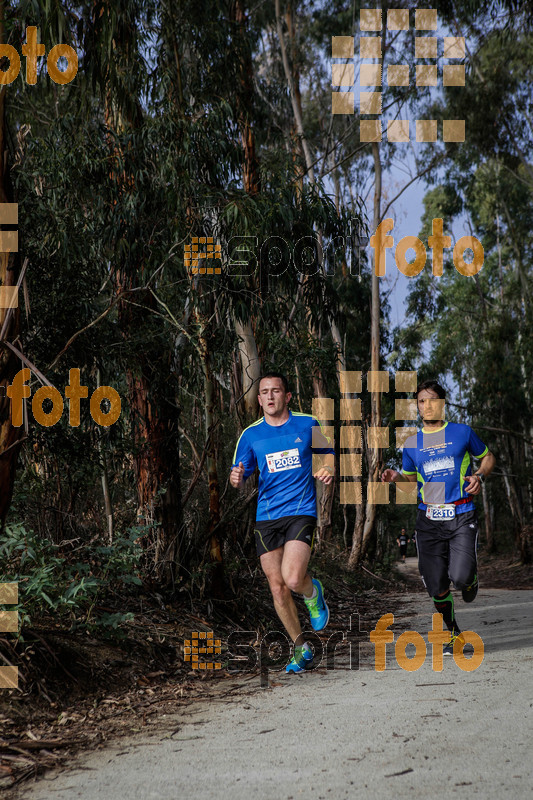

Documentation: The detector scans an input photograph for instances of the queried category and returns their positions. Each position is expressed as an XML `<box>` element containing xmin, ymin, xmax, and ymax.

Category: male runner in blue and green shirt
<box><xmin>230</xmin><ymin>373</ymin><xmax>335</xmax><ymax>673</ymax></box>
<box><xmin>382</xmin><ymin>380</ymin><xmax>496</xmax><ymax>655</ymax></box>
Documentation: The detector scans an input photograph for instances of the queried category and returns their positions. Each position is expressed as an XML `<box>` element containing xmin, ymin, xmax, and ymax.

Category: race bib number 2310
<box><xmin>266</xmin><ymin>448</ymin><xmax>302</xmax><ymax>473</ymax></box>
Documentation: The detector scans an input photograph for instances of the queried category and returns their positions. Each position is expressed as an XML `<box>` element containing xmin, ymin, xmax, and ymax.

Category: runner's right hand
<box><xmin>230</xmin><ymin>462</ymin><xmax>245</xmax><ymax>488</ymax></box>
<box><xmin>381</xmin><ymin>468</ymin><xmax>400</xmax><ymax>483</ymax></box>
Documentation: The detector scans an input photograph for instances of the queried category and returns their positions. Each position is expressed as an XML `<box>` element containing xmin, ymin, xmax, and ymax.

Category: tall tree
<box><xmin>0</xmin><ymin>1</ymin><xmax>24</xmax><ymax>528</ymax></box>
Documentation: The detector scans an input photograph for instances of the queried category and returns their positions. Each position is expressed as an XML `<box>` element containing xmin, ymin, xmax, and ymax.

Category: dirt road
<box><xmin>17</xmin><ymin>570</ymin><xmax>533</xmax><ymax>799</ymax></box>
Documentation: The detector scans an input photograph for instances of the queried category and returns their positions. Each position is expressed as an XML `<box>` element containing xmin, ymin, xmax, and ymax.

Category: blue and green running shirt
<box><xmin>401</xmin><ymin>422</ymin><xmax>488</xmax><ymax>513</ymax></box>
<box><xmin>232</xmin><ymin>411</ymin><xmax>334</xmax><ymax>521</ymax></box>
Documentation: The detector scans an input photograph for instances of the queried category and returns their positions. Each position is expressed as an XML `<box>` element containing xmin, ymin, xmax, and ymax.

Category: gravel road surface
<box><xmin>18</xmin><ymin>576</ymin><xmax>533</xmax><ymax>800</ymax></box>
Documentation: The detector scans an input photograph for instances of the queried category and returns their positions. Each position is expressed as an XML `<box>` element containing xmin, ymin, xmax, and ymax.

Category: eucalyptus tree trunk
<box><xmin>96</xmin><ymin>370</ymin><xmax>113</xmax><ymax>543</ymax></box>
<box><xmin>100</xmin><ymin>8</ymin><xmax>182</xmax><ymax>585</ymax></box>
<box><xmin>234</xmin><ymin>0</ymin><xmax>260</xmax><ymax>196</ymax></box>
<box><xmin>275</xmin><ymin>0</ymin><xmax>315</xmax><ymax>183</ymax></box>
<box><xmin>481</xmin><ymin>481</ymin><xmax>494</xmax><ymax>553</ymax></box>
<box><xmin>349</xmin><ymin>142</ymin><xmax>382</xmax><ymax>567</ymax></box>
<box><xmin>198</xmin><ymin>318</ymin><xmax>224</xmax><ymax>596</ymax></box>
<box><xmin>231</xmin><ymin>0</ymin><xmax>261</xmax><ymax>420</ymax></box>
<box><xmin>234</xmin><ymin>317</ymin><xmax>261</xmax><ymax>417</ymax></box>
<box><xmin>275</xmin><ymin>0</ymin><xmax>325</xmax><ymax>398</ymax></box>
<box><xmin>0</xmin><ymin>5</ymin><xmax>23</xmax><ymax>528</ymax></box>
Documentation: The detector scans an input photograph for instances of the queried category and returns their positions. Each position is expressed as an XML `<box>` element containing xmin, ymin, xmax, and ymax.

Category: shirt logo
<box><xmin>266</xmin><ymin>448</ymin><xmax>302</xmax><ymax>473</ymax></box>
<box><xmin>295</xmin><ymin>437</ymin><xmax>302</xmax><ymax>443</ymax></box>
<box><xmin>422</xmin><ymin>455</ymin><xmax>454</xmax><ymax>474</ymax></box>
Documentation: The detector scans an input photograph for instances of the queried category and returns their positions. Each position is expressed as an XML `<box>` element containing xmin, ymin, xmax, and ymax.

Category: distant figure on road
<box><xmin>230</xmin><ymin>373</ymin><xmax>335</xmax><ymax>674</ymax></box>
<box><xmin>396</xmin><ymin>528</ymin><xmax>409</xmax><ymax>562</ymax></box>
<box><xmin>381</xmin><ymin>379</ymin><xmax>496</xmax><ymax>655</ymax></box>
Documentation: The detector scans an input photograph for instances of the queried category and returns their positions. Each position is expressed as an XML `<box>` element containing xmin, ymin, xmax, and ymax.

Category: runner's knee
<box><xmin>268</xmin><ymin>580</ymin><xmax>291</xmax><ymax>605</ymax></box>
<box><xmin>425</xmin><ymin>577</ymin><xmax>450</xmax><ymax>597</ymax></box>
<box><xmin>451</xmin><ymin>569</ymin><xmax>475</xmax><ymax>590</ymax></box>
<box><xmin>283</xmin><ymin>572</ymin><xmax>306</xmax><ymax>593</ymax></box>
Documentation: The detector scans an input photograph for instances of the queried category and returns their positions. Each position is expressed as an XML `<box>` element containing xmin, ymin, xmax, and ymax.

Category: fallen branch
<box><xmin>0</xmin><ymin>739</ymin><xmax>88</xmax><ymax>752</ymax></box>
<box><xmin>360</xmin><ymin>565</ymin><xmax>391</xmax><ymax>584</ymax></box>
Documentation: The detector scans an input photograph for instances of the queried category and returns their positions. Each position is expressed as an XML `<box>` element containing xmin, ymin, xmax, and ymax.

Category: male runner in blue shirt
<box><xmin>230</xmin><ymin>373</ymin><xmax>335</xmax><ymax>673</ymax></box>
<box><xmin>382</xmin><ymin>380</ymin><xmax>496</xmax><ymax>655</ymax></box>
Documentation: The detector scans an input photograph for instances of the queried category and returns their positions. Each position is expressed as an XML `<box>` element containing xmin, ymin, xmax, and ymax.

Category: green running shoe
<box><xmin>286</xmin><ymin>644</ymin><xmax>314</xmax><ymax>674</ymax></box>
<box><xmin>304</xmin><ymin>578</ymin><xmax>329</xmax><ymax>631</ymax></box>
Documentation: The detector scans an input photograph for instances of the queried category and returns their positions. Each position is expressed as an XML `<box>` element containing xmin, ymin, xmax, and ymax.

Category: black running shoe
<box><xmin>462</xmin><ymin>574</ymin><xmax>478</xmax><ymax>603</ymax></box>
<box><xmin>443</xmin><ymin>631</ymin><xmax>465</xmax><ymax>656</ymax></box>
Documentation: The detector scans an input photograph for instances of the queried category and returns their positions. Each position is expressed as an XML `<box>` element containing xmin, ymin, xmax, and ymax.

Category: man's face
<box><xmin>417</xmin><ymin>388</ymin><xmax>445</xmax><ymax>423</ymax></box>
<box><xmin>257</xmin><ymin>378</ymin><xmax>291</xmax><ymax>417</ymax></box>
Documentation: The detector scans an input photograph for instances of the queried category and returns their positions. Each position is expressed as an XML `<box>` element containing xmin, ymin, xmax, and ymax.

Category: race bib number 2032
<box><xmin>266</xmin><ymin>448</ymin><xmax>302</xmax><ymax>473</ymax></box>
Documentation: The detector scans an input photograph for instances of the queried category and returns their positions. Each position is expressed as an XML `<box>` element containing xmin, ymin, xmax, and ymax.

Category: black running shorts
<box><xmin>254</xmin><ymin>515</ymin><xmax>316</xmax><ymax>557</ymax></box>
<box><xmin>415</xmin><ymin>508</ymin><xmax>478</xmax><ymax>597</ymax></box>
<box><xmin>399</xmin><ymin>544</ymin><xmax>407</xmax><ymax>556</ymax></box>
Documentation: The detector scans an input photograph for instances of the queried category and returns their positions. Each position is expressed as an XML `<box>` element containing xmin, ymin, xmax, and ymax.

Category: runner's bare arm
<box><xmin>477</xmin><ymin>450</ymin><xmax>496</xmax><ymax>478</ymax></box>
<box><xmin>464</xmin><ymin>450</ymin><xmax>496</xmax><ymax>495</ymax></box>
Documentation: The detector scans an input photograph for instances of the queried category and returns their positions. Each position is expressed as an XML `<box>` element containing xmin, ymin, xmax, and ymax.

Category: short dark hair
<box><xmin>415</xmin><ymin>379</ymin><xmax>446</xmax><ymax>399</ymax></box>
<box><xmin>258</xmin><ymin>372</ymin><xmax>290</xmax><ymax>393</ymax></box>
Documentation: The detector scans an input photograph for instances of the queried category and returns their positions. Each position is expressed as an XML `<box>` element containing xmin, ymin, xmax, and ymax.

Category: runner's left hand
<box><xmin>464</xmin><ymin>475</ymin><xmax>482</xmax><ymax>495</ymax></box>
<box><xmin>314</xmin><ymin>467</ymin><xmax>334</xmax><ymax>485</ymax></box>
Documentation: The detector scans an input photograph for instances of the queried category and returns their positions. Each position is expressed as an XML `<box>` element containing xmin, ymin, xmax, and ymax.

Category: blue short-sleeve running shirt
<box><xmin>401</xmin><ymin>421</ymin><xmax>488</xmax><ymax>513</ymax></box>
<box><xmin>232</xmin><ymin>411</ymin><xmax>334</xmax><ymax>521</ymax></box>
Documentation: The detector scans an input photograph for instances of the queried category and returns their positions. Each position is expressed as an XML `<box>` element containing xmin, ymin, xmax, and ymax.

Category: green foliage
<box><xmin>4</xmin><ymin>0</ymin><xmax>530</xmax><ymax>602</ymax></box>
<box><xmin>0</xmin><ymin>524</ymin><xmax>145</xmax><ymax>637</ymax></box>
